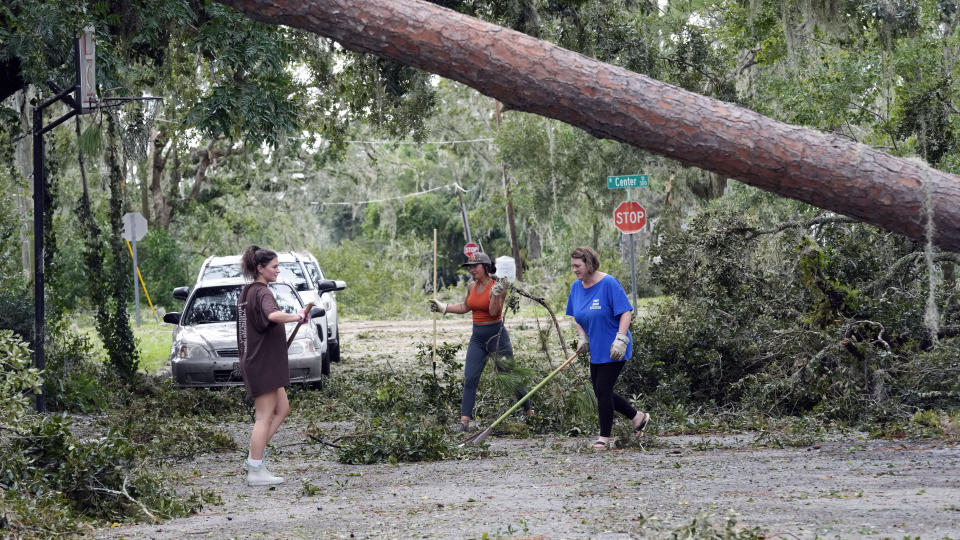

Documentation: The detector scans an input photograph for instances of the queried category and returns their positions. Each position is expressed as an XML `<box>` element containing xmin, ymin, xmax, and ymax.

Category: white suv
<box><xmin>299</xmin><ymin>252</ymin><xmax>340</xmax><ymax>364</ymax></box>
<box><xmin>194</xmin><ymin>253</ymin><xmax>345</xmax><ymax>374</ymax></box>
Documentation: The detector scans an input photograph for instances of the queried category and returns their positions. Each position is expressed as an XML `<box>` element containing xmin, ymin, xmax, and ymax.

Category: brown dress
<box><xmin>237</xmin><ymin>282</ymin><xmax>289</xmax><ymax>399</ymax></box>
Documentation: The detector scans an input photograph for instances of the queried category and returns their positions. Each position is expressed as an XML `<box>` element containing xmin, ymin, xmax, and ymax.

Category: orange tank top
<box><xmin>466</xmin><ymin>280</ymin><xmax>501</xmax><ymax>324</ymax></box>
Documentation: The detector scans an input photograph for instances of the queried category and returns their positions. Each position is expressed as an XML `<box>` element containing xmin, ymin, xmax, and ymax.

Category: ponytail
<box><xmin>241</xmin><ymin>245</ymin><xmax>277</xmax><ymax>280</ymax></box>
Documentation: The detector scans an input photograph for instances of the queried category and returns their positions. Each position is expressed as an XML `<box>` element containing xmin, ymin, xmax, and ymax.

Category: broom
<box><xmin>460</xmin><ymin>348</ymin><xmax>581</xmax><ymax>446</ymax></box>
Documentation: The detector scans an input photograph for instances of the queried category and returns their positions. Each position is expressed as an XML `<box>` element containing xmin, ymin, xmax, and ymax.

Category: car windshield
<box><xmin>182</xmin><ymin>284</ymin><xmax>300</xmax><ymax>325</ymax></box>
<box><xmin>201</xmin><ymin>261</ymin><xmax>310</xmax><ymax>291</ymax></box>
<box><xmin>202</xmin><ymin>263</ymin><xmax>242</xmax><ymax>280</ymax></box>
<box><xmin>279</xmin><ymin>262</ymin><xmax>311</xmax><ymax>291</ymax></box>
<box><xmin>304</xmin><ymin>261</ymin><xmax>324</xmax><ymax>285</ymax></box>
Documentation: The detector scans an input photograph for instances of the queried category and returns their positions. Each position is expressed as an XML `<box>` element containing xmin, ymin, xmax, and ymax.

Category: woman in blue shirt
<box><xmin>566</xmin><ymin>246</ymin><xmax>650</xmax><ymax>450</ymax></box>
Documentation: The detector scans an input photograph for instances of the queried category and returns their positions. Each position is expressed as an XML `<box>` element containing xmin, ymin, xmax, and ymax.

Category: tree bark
<box><xmin>214</xmin><ymin>0</ymin><xmax>960</xmax><ymax>252</ymax></box>
<box><xmin>14</xmin><ymin>87</ymin><xmax>33</xmax><ymax>281</ymax></box>
<box><xmin>150</xmin><ymin>126</ymin><xmax>171</xmax><ymax>226</ymax></box>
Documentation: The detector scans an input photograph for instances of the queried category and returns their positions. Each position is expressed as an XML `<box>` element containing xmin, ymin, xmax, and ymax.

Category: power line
<box><xmin>344</xmin><ymin>138</ymin><xmax>494</xmax><ymax>145</ymax></box>
<box><xmin>312</xmin><ymin>182</ymin><xmax>473</xmax><ymax>206</ymax></box>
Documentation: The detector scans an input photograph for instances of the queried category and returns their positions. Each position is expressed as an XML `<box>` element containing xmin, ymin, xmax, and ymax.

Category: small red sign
<box><xmin>463</xmin><ymin>242</ymin><xmax>479</xmax><ymax>257</ymax></box>
<box><xmin>613</xmin><ymin>201</ymin><xmax>646</xmax><ymax>234</ymax></box>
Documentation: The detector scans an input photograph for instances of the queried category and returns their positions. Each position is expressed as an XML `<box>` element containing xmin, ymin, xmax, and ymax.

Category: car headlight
<box><xmin>288</xmin><ymin>339</ymin><xmax>316</xmax><ymax>355</ymax></box>
<box><xmin>176</xmin><ymin>344</ymin><xmax>214</xmax><ymax>360</ymax></box>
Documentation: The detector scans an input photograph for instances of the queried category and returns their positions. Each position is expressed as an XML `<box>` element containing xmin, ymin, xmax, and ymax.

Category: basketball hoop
<box><xmin>30</xmin><ymin>26</ymin><xmax>162</xmax><ymax>412</ymax></box>
<box><xmin>98</xmin><ymin>97</ymin><xmax>163</xmax><ymax>161</ymax></box>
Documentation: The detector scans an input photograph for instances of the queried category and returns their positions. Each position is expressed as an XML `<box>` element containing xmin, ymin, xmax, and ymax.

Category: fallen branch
<box><xmin>307</xmin><ymin>433</ymin><xmax>343</xmax><ymax>449</ymax></box>
<box><xmin>91</xmin><ymin>476</ymin><xmax>159</xmax><ymax>523</ymax></box>
<box><xmin>509</xmin><ymin>283</ymin><xmax>569</xmax><ymax>359</ymax></box>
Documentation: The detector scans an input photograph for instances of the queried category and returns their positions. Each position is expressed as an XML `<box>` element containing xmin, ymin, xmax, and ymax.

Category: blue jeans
<box><xmin>461</xmin><ymin>322</ymin><xmax>531</xmax><ymax>419</ymax></box>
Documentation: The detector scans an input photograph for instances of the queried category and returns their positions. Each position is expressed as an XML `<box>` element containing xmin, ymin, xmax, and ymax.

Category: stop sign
<box><xmin>463</xmin><ymin>242</ymin><xmax>479</xmax><ymax>257</ymax></box>
<box><xmin>613</xmin><ymin>201</ymin><xmax>646</xmax><ymax>234</ymax></box>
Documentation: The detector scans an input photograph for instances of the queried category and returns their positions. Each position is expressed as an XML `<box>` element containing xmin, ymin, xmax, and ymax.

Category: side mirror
<box><xmin>163</xmin><ymin>312</ymin><xmax>181</xmax><ymax>324</ymax></box>
<box><xmin>309</xmin><ymin>306</ymin><xmax>326</xmax><ymax>319</ymax></box>
<box><xmin>315</xmin><ymin>279</ymin><xmax>346</xmax><ymax>293</ymax></box>
<box><xmin>172</xmin><ymin>286</ymin><xmax>189</xmax><ymax>301</ymax></box>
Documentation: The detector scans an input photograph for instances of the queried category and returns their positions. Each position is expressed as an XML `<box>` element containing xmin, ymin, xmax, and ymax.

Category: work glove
<box><xmin>297</xmin><ymin>308</ymin><xmax>311</xmax><ymax>324</ymax></box>
<box><xmin>576</xmin><ymin>334</ymin><xmax>589</xmax><ymax>354</ymax></box>
<box><xmin>490</xmin><ymin>279</ymin><xmax>508</xmax><ymax>296</ymax></box>
<box><xmin>428</xmin><ymin>298</ymin><xmax>446</xmax><ymax>314</ymax></box>
<box><xmin>609</xmin><ymin>333</ymin><xmax>629</xmax><ymax>361</ymax></box>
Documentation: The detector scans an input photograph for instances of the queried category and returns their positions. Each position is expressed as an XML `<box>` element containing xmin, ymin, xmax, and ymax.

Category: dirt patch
<box><xmin>97</xmin><ymin>319</ymin><xmax>960</xmax><ymax>539</ymax></box>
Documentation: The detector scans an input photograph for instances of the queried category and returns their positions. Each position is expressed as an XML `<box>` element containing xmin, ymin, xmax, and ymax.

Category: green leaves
<box><xmin>0</xmin><ymin>330</ymin><xmax>42</xmax><ymax>426</ymax></box>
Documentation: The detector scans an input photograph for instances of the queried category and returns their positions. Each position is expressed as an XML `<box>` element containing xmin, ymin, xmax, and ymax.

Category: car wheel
<box><xmin>329</xmin><ymin>339</ymin><xmax>340</xmax><ymax>363</ymax></box>
<box><xmin>321</xmin><ymin>351</ymin><xmax>331</xmax><ymax>376</ymax></box>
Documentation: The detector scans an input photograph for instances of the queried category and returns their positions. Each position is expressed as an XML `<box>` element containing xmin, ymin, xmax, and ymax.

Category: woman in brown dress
<box><xmin>238</xmin><ymin>245</ymin><xmax>309</xmax><ymax>486</ymax></box>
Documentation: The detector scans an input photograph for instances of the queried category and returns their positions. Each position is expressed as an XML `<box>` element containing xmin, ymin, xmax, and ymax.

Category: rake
<box><xmin>286</xmin><ymin>302</ymin><xmax>315</xmax><ymax>348</ymax></box>
<box><xmin>460</xmin><ymin>348</ymin><xmax>580</xmax><ymax>446</ymax></box>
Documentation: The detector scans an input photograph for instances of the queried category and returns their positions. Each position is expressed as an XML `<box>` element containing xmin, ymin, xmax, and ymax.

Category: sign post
<box><xmin>609</xmin><ymin>175</ymin><xmax>650</xmax><ymax>312</ymax></box>
<box><xmin>122</xmin><ymin>212</ymin><xmax>148</xmax><ymax>326</ymax></box>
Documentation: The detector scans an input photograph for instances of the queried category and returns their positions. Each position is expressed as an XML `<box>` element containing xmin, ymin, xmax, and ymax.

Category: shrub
<box><xmin>0</xmin><ymin>416</ymin><xmax>217</xmax><ymax>531</ymax></box>
<box><xmin>0</xmin><ymin>329</ymin><xmax>223</xmax><ymax>535</ymax></box>
<box><xmin>0</xmin><ymin>285</ymin><xmax>34</xmax><ymax>346</ymax></box>
<box><xmin>43</xmin><ymin>322</ymin><xmax>112</xmax><ymax>412</ymax></box>
<box><xmin>624</xmin><ymin>184</ymin><xmax>960</xmax><ymax>427</ymax></box>
<box><xmin>336</xmin><ymin>414</ymin><xmax>489</xmax><ymax>464</ymax></box>
<box><xmin>0</xmin><ymin>329</ymin><xmax>42</xmax><ymax>425</ymax></box>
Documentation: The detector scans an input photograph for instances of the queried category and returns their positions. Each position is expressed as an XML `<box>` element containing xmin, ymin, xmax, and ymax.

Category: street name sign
<box><xmin>607</xmin><ymin>174</ymin><xmax>649</xmax><ymax>189</ymax></box>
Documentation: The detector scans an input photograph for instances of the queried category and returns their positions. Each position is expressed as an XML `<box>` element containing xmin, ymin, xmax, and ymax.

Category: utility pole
<box><xmin>455</xmin><ymin>182</ymin><xmax>473</xmax><ymax>244</ymax></box>
<box><xmin>495</xmin><ymin>101</ymin><xmax>522</xmax><ymax>281</ymax></box>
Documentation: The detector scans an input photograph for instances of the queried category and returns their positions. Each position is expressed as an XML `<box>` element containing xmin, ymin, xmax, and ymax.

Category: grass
<box><xmin>136</xmin><ymin>321</ymin><xmax>173</xmax><ymax>373</ymax></box>
<box><xmin>68</xmin><ymin>311</ymin><xmax>173</xmax><ymax>374</ymax></box>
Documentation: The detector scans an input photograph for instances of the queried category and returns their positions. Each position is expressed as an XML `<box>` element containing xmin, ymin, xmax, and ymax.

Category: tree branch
<box><xmin>733</xmin><ymin>215</ymin><xmax>859</xmax><ymax>239</ymax></box>
<box><xmin>507</xmin><ymin>283</ymin><xmax>569</xmax><ymax>359</ymax></box>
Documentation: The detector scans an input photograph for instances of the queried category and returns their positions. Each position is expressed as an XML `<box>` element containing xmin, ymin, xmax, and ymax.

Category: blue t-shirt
<box><xmin>566</xmin><ymin>274</ymin><xmax>633</xmax><ymax>364</ymax></box>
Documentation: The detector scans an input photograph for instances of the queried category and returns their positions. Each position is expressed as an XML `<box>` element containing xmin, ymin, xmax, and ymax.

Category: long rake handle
<box><xmin>286</xmin><ymin>302</ymin><xmax>314</xmax><ymax>348</ymax></box>
<box><xmin>471</xmin><ymin>349</ymin><xmax>580</xmax><ymax>438</ymax></box>
<box><xmin>432</xmin><ymin>229</ymin><xmax>438</xmax><ymax>369</ymax></box>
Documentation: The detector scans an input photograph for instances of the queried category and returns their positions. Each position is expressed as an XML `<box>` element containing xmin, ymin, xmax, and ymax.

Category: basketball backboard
<box><xmin>77</xmin><ymin>26</ymin><xmax>96</xmax><ymax>112</ymax></box>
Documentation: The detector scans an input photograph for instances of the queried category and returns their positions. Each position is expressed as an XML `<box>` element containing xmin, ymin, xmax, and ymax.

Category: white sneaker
<box><xmin>246</xmin><ymin>463</ymin><xmax>284</xmax><ymax>486</ymax></box>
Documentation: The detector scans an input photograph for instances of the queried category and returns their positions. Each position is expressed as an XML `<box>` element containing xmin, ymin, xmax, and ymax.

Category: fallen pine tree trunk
<box><xmin>216</xmin><ymin>0</ymin><xmax>960</xmax><ymax>252</ymax></box>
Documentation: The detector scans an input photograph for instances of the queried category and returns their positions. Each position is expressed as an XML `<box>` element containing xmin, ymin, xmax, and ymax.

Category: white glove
<box><xmin>490</xmin><ymin>279</ymin><xmax>508</xmax><ymax>296</ymax></box>
<box><xmin>429</xmin><ymin>298</ymin><xmax>446</xmax><ymax>314</ymax></box>
<box><xmin>576</xmin><ymin>334</ymin><xmax>589</xmax><ymax>354</ymax></box>
<box><xmin>609</xmin><ymin>333</ymin><xmax>629</xmax><ymax>361</ymax></box>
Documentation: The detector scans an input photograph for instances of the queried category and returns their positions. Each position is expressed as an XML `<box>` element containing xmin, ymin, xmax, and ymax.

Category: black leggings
<box><xmin>590</xmin><ymin>361</ymin><xmax>637</xmax><ymax>437</ymax></box>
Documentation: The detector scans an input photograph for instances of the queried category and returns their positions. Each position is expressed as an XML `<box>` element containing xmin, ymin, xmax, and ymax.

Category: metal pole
<box><xmin>456</xmin><ymin>184</ymin><xmax>473</xmax><ymax>244</ymax></box>
<box><xmin>30</xmin><ymin>74</ymin><xmax>81</xmax><ymax>415</ymax></box>
<box><xmin>627</xmin><ymin>188</ymin><xmax>638</xmax><ymax>311</ymax></box>
<box><xmin>32</xmin><ymin>106</ymin><xmax>46</xmax><ymax>413</ymax></box>
<box><xmin>132</xmin><ymin>238</ymin><xmax>141</xmax><ymax>327</ymax></box>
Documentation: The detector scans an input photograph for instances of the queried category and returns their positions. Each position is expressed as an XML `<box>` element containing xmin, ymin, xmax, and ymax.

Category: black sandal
<box><xmin>634</xmin><ymin>412</ymin><xmax>651</xmax><ymax>436</ymax></box>
<box><xmin>591</xmin><ymin>440</ymin><xmax>609</xmax><ymax>450</ymax></box>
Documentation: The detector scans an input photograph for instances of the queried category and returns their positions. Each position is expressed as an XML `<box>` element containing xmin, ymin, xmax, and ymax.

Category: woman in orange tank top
<box><xmin>429</xmin><ymin>252</ymin><xmax>533</xmax><ymax>432</ymax></box>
